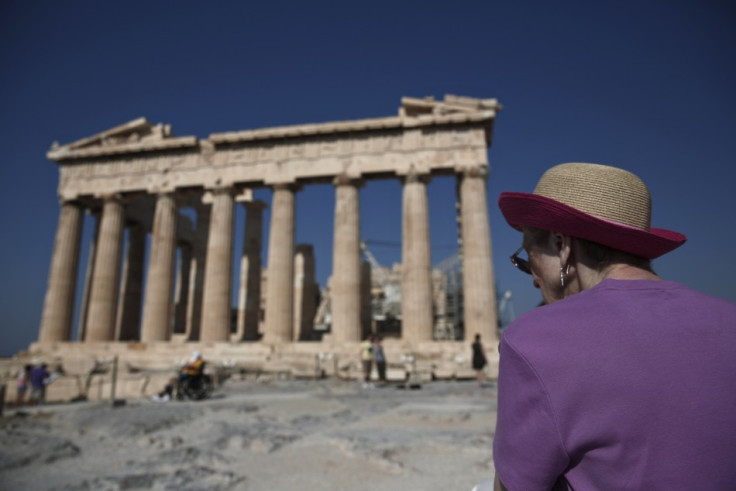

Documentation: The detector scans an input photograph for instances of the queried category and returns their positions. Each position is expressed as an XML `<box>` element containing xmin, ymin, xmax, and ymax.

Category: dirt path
<box><xmin>1</xmin><ymin>378</ymin><xmax>498</xmax><ymax>490</ymax></box>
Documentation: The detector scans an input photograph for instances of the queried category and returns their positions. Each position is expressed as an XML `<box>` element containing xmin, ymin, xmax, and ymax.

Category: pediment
<box><xmin>56</xmin><ymin>117</ymin><xmax>172</xmax><ymax>151</ymax></box>
<box><xmin>400</xmin><ymin>94</ymin><xmax>501</xmax><ymax>117</ymax></box>
<box><xmin>48</xmin><ymin>117</ymin><xmax>197</xmax><ymax>161</ymax></box>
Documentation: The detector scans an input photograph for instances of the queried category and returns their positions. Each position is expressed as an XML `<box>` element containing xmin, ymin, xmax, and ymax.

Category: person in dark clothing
<box><xmin>373</xmin><ymin>336</ymin><xmax>387</xmax><ymax>385</ymax></box>
<box><xmin>471</xmin><ymin>333</ymin><xmax>487</xmax><ymax>388</ymax></box>
<box><xmin>28</xmin><ymin>362</ymin><xmax>50</xmax><ymax>405</ymax></box>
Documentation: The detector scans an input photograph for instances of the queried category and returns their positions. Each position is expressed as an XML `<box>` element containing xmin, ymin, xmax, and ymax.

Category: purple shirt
<box><xmin>29</xmin><ymin>366</ymin><xmax>49</xmax><ymax>389</ymax></box>
<box><xmin>494</xmin><ymin>280</ymin><xmax>736</xmax><ymax>490</ymax></box>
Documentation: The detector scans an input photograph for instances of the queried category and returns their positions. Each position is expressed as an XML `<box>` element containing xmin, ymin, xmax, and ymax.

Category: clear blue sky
<box><xmin>1</xmin><ymin>1</ymin><xmax>734</xmax><ymax>357</ymax></box>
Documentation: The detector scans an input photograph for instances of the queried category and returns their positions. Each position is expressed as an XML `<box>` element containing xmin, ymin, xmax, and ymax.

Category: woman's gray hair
<box><xmin>524</xmin><ymin>227</ymin><xmax>654</xmax><ymax>273</ymax></box>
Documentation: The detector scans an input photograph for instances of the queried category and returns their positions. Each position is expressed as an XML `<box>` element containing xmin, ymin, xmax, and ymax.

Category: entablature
<box><xmin>50</xmin><ymin>95</ymin><xmax>500</xmax><ymax>200</ymax></box>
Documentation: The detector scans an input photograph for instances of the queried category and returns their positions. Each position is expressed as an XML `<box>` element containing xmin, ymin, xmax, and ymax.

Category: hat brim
<box><xmin>498</xmin><ymin>192</ymin><xmax>686</xmax><ymax>259</ymax></box>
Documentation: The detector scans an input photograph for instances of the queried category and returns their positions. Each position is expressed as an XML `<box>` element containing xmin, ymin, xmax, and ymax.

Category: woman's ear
<box><xmin>551</xmin><ymin>233</ymin><xmax>573</xmax><ymax>266</ymax></box>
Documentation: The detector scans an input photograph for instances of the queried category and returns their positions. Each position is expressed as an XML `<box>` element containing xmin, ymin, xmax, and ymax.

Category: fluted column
<box><xmin>361</xmin><ymin>260</ymin><xmax>372</xmax><ymax>339</ymax></box>
<box><xmin>330</xmin><ymin>176</ymin><xmax>362</xmax><ymax>343</ymax></box>
<box><xmin>185</xmin><ymin>204</ymin><xmax>210</xmax><ymax>341</ymax></box>
<box><xmin>401</xmin><ymin>172</ymin><xmax>434</xmax><ymax>343</ymax></box>
<box><xmin>38</xmin><ymin>201</ymin><xmax>84</xmax><ymax>343</ymax></box>
<box><xmin>294</xmin><ymin>244</ymin><xmax>317</xmax><ymax>341</ymax></box>
<box><xmin>200</xmin><ymin>187</ymin><xmax>235</xmax><ymax>342</ymax></box>
<box><xmin>116</xmin><ymin>221</ymin><xmax>146</xmax><ymax>341</ymax></box>
<box><xmin>141</xmin><ymin>193</ymin><xmax>178</xmax><ymax>342</ymax></box>
<box><xmin>235</xmin><ymin>200</ymin><xmax>265</xmax><ymax>341</ymax></box>
<box><xmin>86</xmin><ymin>196</ymin><xmax>125</xmax><ymax>342</ymax></box>
<box><xmin>172</xmin><ymin>242</ymin><xmax>192</xmax><ymax>335</ymax></box>
<box><xmin>77</xmin><ymin>210</ymin><xmax>100</xmax><ymax>341</ymax></box>
<box><xmin>263</xmin><ymin>184</ymin><xmax>296</xmax><ymax>343</ymax></box>
<box><xmin>459</xmin><ymin>168</ymin><xmax>498</xmax><ymax>343</ymax></box>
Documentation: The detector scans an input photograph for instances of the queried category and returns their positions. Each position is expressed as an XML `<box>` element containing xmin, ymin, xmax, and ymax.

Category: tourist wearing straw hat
<box><xmin>491</xmin><ymin>163</ymin><xmax>736</xmax><ymax>490</ymax></box>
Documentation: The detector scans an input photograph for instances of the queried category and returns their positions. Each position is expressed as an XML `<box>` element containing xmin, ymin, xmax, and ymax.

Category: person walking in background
<box><xmin>28</xmin><ymin>361</ymin><xmax>50</xmax><ymax>406</ymax></box>
<box><xmin>491</xmin><ymin>162</ymin><xmax>736</xmax><ymax>490</ymax></box>
<box><xmin>15</xmin><ymin>364</ymin><xmax>31</xmax><ymax>406</ymax></box>
<box><xmin>373</xmin><ymin>335</ymin><xmax>387</xmax><ymax>385</ymax></box>
<box><xmin>471</xmin><ymin>334</ymin><xmax>487</xmax><ymax>388</ymax></box>
<box><xmin>360</xmin><ymin>334</ymin><xmax>374</xmax><ymax>388</ymax></box>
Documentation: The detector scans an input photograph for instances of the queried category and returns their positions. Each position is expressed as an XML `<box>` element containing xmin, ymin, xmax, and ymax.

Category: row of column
<box><xmin>38</xmin><ymin>169</ymin><xmax>497</xmax><ymax>346</ymax></box>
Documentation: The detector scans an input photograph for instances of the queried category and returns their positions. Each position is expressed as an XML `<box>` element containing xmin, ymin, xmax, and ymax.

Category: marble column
<box><xmin>401</xmin><ymin>172</ymin><xmax>434</xmax><ymax>343</ymax></box>
<box><xmin>115</xmin><ymin>221</ymin><xmax>146</xmax><ymax>341</ymax></box>
<box><xmin>77</xmin><ymin>210</ymin><xmax>100</xmax><ymax>341</ymax></box>
<box><xmin>361</xmin><ymin>260</ymin><xmax>372</xmax><ymax>339</ymax></box>
<box><xmin>330</xmin><ymin>176</ymin><xmax>362</xmax><ymax>343</ymax></box>
<box><xmin>172</xmin><ymin>242</ymin><xmax>192</xmax><ymax>334</ymax></box>
<box><xmin>38</xmin><ymin>201</ymin><xmax>84</xmax><ymax>343</ymax></box>
<box><xmin>141</xmin><ymin>193</ymin><xmax>178</xmax><ymax>342</ymax></box>
<box><xmin>85</xmin><ymin>196</ymin><xmax>125</xmax><ymax>342</ymax></box>
<box><xmin>459</xmin><ymin>168</ymin><xmax>498</xmax><ymax>343</ymax></box>
<box><xmin>185</xmin><ymin>204</ymin><xmax>211</xmax><ymax>341</ymax></box>
<box><xmin>263</xmin><ymin>184</ymin><xmax>296</xmax><ymax>343</ymax></box>
<box><xmin>293</xmin><ymin>244</ymin><xmax>317</xmax><ymax>341</ymax></box>
<box><xmin>200</xmin><ymin>187</ymin><xmax>235</xmax><ymax>342</ymax></box>
<box><xmin>235</xmin><ymin>200</ymin><xmax>265</xmax><ymax>341</ymax></box>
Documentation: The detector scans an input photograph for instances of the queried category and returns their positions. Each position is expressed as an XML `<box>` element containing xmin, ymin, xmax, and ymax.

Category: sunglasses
<box><xmin>510</xmin><ymin>246</ymin><xmax>532</xmax><ymax>275</ymax></box>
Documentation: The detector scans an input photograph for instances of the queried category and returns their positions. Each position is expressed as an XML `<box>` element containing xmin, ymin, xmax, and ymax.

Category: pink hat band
<box><xmin>498</xmin><ymin>163</ymin><xmax>686</xmax><ymax>259</ymax></box>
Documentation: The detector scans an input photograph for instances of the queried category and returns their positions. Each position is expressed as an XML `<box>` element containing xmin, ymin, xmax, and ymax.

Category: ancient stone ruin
<box><xmin>18</xmin><ymin>95</ymin><xmax>503</xmax><ymax>401</ymax></box>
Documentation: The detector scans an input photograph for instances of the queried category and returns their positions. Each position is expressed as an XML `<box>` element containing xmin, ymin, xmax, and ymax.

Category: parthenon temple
<box><xmin>26</xmin><ymin>95</ymin><xmax>502</xmax><ymax>399</ymax></box>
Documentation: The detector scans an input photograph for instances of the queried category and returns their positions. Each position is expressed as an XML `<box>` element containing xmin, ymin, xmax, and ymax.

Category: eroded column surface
<box><xmin>38</xmin><ymin>201</ymin><xmax>84</xmax><ymax>343</ymax></box>
<box><xmin>141</xmin><ymin>193</ymin><xmax>178</xmax><ymax>342</ymax></box>
<box><xmin>459</xmin><ymin>168</ymin><xmax>498</xmax><ymax>343</ymax></box>
<box><xmin>294</xmin><ymin>244</ymin><xmax>317</xmax><ymax>341</ymax></box>
<box><xmin>401</xmin><ymin>172</ymin><xmax>434</xmax><ymax>343</ymax></box>
<box><xmin>185</xmin><ymin>204</ymin><xmax>210</xmax><ymax>341</ymax></box>
<box><xmin>200</xmin><ymin>188</ymin><xmax>235</xmax><ymax>342</ymax></box>
<box><xmin>235</xmin><ymin>200</ymin><xmax>265</xmax><ymax>341</ymax></box>
<box><xmin>172</xmin><ymin>242</ymin><xmax>192</xmax><ymax>335</ymax></box>
<box><xmin>331</xmin><ymin>176</ymin><xmax>362</xmax><ymax>343</ymax></box>
<box><xmin>86</xmin><ymin>196</ymin><xmax>125</xmax><ymax>342</ymax></box>
<box><xmin>77</xmin><ymin>211</ymin><xmax>100</xmax><ymax>341</ymax></box>
<box><xmin>361</xmin><ymin>260</ymin><xmax>372</xmax><ymax>339</ymax></box>
<box><xmin>264</xmin><ymin>184</ymin><xmax>296</xmax><ymax>343</ymax></box>
<box><xmin>116</xmin><ymin>222</ymin><xmax>146</xmax><ymax>341</ymax></box>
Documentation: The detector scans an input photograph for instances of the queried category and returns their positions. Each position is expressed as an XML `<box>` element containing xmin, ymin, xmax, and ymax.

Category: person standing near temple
<box><xmin>471</xmin><ymin>334</ymin><xmax>487</xmax><ymax>388</ymax></box>
<box><xmin>28</xmin><ymin>361</ymin><xmax>50</xmax><ymax>405</ymax></box>
<box><xmin>360</xmin><ymin>334</ymin><xmax>374</xmax><ymax>388</ymax></box>
<box><xmin>373</xmin><ymin>335</ymin><xmax>387</xmax><ymax>385</ymax></box>
<box><xmin>15</xmin><ymin>364</ymin><xmax>31</xmax><ymax>406</ymax></box>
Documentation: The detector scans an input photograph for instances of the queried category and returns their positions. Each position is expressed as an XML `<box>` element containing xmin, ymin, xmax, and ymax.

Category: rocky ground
<box><xmin>0</xmin><ymin>378</ymin><xmax>498</xmax><ymax>490</ymax></box>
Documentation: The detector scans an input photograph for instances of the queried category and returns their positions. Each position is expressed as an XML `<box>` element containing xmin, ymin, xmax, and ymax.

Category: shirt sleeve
<box><xmin>493</xmin><ymin>337</ymin><xmax>569</xmax><ymax>490</ymax></box>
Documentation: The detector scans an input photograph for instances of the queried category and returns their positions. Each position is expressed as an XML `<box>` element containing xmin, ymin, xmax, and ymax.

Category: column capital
<box><xmin>234</xmin><ymin>188</ymin><xmax>254</xmax><ymax>203</ymax></box>
<box><xmin>460</xmin><ymin>165</ymin><xmax>489</xmax><ymax>180</ymax></box>
<box><xmin>96</xmin><ymin>192</ymin><xmax>124</xmax><ymax>203</ymax></box>
<box><xmin>402</xmin><ymin>168</ymin><xmax>431</xmax><ymax>185</ymax></box>
<box><xmin>151</xmin><ymin>190</ymin><xmax>176</xmax><ymax>197</ymax></box>
<box><xmin>147</xmin><ymin>183</ymin><xmax>178</xmax><ymax>194</ymax></box>
<box><xmin>202</xmin><ymin>185</ymin><xmax>235</xmax><ymax>204</ymax></box>
<box><xmin>58</xmin><ymin>198</ymin><xmax>83</xmax><ymax>207</ymax></box>
<box><xmin>273</xmin><ymin>182</ymin><xmax>302</xmax><ymax>192</ymax></box>
<box><xmin>333</xmin><ymin>174</ymin><xmax>364</xmax><ymax>188</ymax></box>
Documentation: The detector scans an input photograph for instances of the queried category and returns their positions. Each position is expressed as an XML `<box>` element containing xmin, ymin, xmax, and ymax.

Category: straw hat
<box><xmin>498</xmin><ymin>163</ymin><xmax>686</xmax><ymax>258</ymax></box>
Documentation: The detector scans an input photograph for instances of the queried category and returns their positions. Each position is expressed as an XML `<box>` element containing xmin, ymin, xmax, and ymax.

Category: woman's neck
<box><xmin>575</xmin><ymin>263</ymin><xmax>660</xmax><ymax>292</ymax></box>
